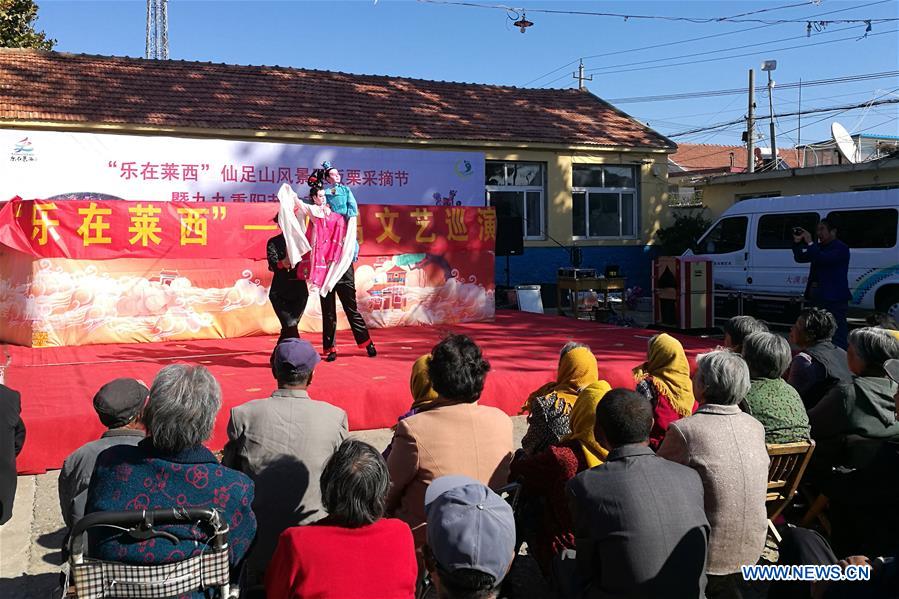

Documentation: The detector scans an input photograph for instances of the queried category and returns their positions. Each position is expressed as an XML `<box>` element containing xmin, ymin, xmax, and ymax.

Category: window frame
<box><xmin>695</xmin><ymin>215</ymin><xmax>749</xmax><ymax>255</ymax></box>
<box><xmin>571</xmin><ymin>187</ymin><xmax>639</xmax><ymax>240</ymax></box>
<box><xmin>755</xmin><ymin>212</ymin><xmax>820</xmax><ymax>250</ymax></box>
<box><xmin>485</xmin><ymin>161</ymin><xmax>547</xmax><ymax>241</ymax></box>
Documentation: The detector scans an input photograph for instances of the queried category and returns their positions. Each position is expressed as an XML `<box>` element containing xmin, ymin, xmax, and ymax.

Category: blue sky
<box><xmin>34</xmin><ymin>0</ymin><xmax>899</xmax><ymax>147</ymax></box>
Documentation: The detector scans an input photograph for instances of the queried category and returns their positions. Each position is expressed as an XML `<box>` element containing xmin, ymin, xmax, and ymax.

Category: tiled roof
<box><xmin>670</xmin><ymin>143</ymin><xmax>800</xmax><ymax>173</ymax></box>
<box><xmin>0</xmin><ymin>49</ymin><xmax>674</xmax><ymax>150</ymax></box>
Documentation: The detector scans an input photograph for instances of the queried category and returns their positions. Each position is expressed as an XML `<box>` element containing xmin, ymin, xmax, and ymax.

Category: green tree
<box><xmin>654</xmin><ymin>208</ymin><xmax>712</xmax><ymax>256</ymax></box>
<box><xmin>0</xmin><ymin>0</ymin><xmax>55</xmax><ymax>50</ymax></box>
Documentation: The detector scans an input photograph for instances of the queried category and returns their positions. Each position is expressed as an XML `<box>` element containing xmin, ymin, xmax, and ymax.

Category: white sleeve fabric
<box><xmin>276</xmin><ymin>183</ymin><xmax>312</xmax><ymax>268</ymax></box>
<box><xmin>317</xmin><ymin>215</ymin><xmax>358</xmax><ymax>297</ymax></box>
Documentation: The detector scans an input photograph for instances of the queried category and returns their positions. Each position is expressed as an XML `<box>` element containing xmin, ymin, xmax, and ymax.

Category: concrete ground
<box><xmin>0</xmin><ymin>418</ymin><xmax>535</xmax><ymax>599</ymax></box>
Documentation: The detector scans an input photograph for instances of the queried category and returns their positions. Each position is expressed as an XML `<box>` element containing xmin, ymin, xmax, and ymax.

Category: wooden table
<box><xmin>556</xmin><ymin>276</ymin><xmax>626</xmax><ymax>317</ymax></box>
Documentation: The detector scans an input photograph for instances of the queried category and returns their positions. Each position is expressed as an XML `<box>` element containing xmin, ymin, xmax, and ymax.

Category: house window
<box><xmin>572</xmin><ymin>164</ymin><xmax>638</xmax><ymax>238</ymax></box>
<box><xmin>485</xmin><ymin>161</ymin><xmax>546</xmax><ymax>240</ymax></box>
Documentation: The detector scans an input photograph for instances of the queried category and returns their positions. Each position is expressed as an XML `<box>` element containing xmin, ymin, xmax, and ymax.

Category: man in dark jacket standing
<box><xmin>0</xmin><ymin>383</ymin><xmax>25</xmax><ymax>526</ymax></box>
<box><xmin>793</xmin><ymin>218</ymin><xmax>851</xmax><ymax>349</ymax></box>
<box><xmin>267</xmin><ymin>217</ymin><xmax>309</xmax><ymax>343</ymax></box>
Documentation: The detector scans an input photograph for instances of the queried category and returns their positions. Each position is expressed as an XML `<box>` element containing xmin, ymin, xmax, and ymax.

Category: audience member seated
<box><xmin>567</xmin><ymin>388</ymin><xmax>710</xmax><ymax>598</ymax></box>
<box><xmin>421</xmin><ymin>476</ymin><xmax>516</xmax><ymax>599</ymax></box>
<box><xmin>58</xmin><ymin>378</ymin><xmax>148</xmax><ymax>531</ymax></box>
<box><xmin>808</xmin><ymin>327</ymin><xmax>899</xmax><ymax>476</ymax></box>
<box><xmin>867</xmin><ymin>312</ymin><xmax>899</xmax><ymax>339</ymax></box>
<box><xmin>658</xmin><ymin>350</ymin><xmax>769</xmax><ymax>598</ymax></box>
<box><xmin>788</xmin><ymin>307</ymin><xmax>852</xmax><ymax>409</ymax></box>
<box><xmin>384</xmin><ymin>354</ymin><xmax>441</xmax><ymax>461</ymax></box>
<box><xmin>741</xmin><ymin>332</ymin><xmax>811</xmax><ymax>444</ymax></box>
<box><xmin>0</xmin><ymin>382</ymin><xmax>25</xmax><ymax>526</ymax></box>
<box><xmin>386</xmin><ymin>334</ymin><xmax>514</xmax><ymax>550</ymax></box>
<box><xmin>266</xmin><ymin>440</ymin><xmax>417</xmax><ymax>599</ymax></box>
<box><xmin>508</xmin><ymin>381</ymin><xmax>611</xmax><ymax>586</ymax></box>
<box><xmin>633</xmin><ymin>333</ymin><xmax>698</xmax><ymax>450</ymax></box>
<box><xmin>85</xmin><ymin>365</ymin><xmax>256</xmax><ymax>593</ymax></box>
<box><xmin>721</xmin><ymin>314</ymin><xmax>768</xmax><ymax>353</ymax></box>
<box><xmin>773</xmin><ymin>525</ymin><xmax>899</xmax><ymax>599</ymax></box>
<box><xmin>817</xmin><ymin>357</ymin><xmax>899</xmax><ymax>558</ymax></box>
<box><xmin>521</xmin><ymin>342</ymin><xmax>599</xmax><ymax>456</ymax></box>
<box><xmin>223</xmin><ymin>338</ymin><xmax>347</xmax><ymax>584</ymax></box>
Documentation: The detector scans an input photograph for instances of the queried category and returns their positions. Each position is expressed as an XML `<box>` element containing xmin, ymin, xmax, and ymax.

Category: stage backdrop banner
<box><xmin>0</xmin><ymin>129</ymin><xmax>485</xmax><ymax>206</ymax></box>
<box><xmin>0</xmin><ymin>200</ymin><xmax>495</xmax><ymax>347</ymax></box>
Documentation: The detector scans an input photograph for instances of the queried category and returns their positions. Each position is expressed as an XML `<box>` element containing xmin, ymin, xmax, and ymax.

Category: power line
<box><xmin>668</xmin><ymin>97</ymin><xmax>899</xmax><ymax>138</ymax></box>
<box><xmin>418</xmin><ymin>0</ymin><xmax>897</xmax><ymax>25</ymax></box>
<box><xmin>608</xmin><ymin>71</ymin><xmax>899</xmax><ymax>104</ymax></box>
<box><xmin>521</xmin><ymin>0</ymin><xmax>894</xmax><ymax>87</ymax></box>
<box><xmin>583</xmin><ymin>29</ymin><xmax>896</xmax><ymax>78</ymax></box>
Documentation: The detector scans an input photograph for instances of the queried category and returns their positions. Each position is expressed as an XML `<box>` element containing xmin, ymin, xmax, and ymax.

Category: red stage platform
<box><xmin>5</xmin><ymin>312</ymin><xmax>718</xmax><ymax>474</ymax></box>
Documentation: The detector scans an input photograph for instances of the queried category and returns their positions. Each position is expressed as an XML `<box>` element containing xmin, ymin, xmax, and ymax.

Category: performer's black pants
<box><xmin>322</xmin><ymin>264</ymin><xmax>371</xmax><ymax>351</ymax></box>
<box><xmin>269</xmin><ymin>279</ymin><xmax>309</xmax><ymax>343</ymax></box>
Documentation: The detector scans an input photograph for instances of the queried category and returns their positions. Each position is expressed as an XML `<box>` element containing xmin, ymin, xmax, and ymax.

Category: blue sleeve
<box><xmin>345</xmin><ymin>186</ymin><xmax>358</xmax><ymax>218</ymax></box>
<box><xmin>792</xmin><ymin>243</ymin><xmax>812</xmax><ymax>264</ymax></box>
<box><xmin>805</xmin><ymin>242</ymin><xmax>850</xmax><ymax>267</ymax></box>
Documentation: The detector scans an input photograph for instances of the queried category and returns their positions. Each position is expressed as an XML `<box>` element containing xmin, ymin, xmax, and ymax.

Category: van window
<box><xmin>696</xmin><ymin>216</ymin><xmax>748</xmax><ymax>254</ymax></box>
<box><xmin>826</xmin><ymin>209</ymin><xmax>898</xmax><ymax>248</ymax></box>
<box><xmin>757</xmin><ymin>213</ymin><xmax>819</xmax><ymax>249</ymax></box>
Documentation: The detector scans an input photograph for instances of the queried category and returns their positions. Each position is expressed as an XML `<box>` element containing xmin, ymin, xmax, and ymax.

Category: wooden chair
<box><xmin>765</xmin><ymin>440</ymin><xmax>816</xmax><ymax>543</ymax></box>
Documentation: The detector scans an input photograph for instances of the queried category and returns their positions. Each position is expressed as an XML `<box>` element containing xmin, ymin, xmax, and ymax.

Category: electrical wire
<box><xmin>522</xmin><ymin>0</ymin><xmax>894</xmax><ymax>87</ymax></box>
<box><xmin>608</xmin><ymin>71</ymin><xmax>899</xmax><ymax>104</ymax></box>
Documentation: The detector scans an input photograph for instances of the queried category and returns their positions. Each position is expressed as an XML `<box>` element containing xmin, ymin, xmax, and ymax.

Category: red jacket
<box><xmin>265</xmin><ymin>518</ymin><xmax>417</xmax><ymax>599</ymax></box>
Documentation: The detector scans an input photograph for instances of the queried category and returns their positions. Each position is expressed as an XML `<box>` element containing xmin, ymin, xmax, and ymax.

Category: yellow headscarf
<box><xmin>562</xmin><ymin>381</ymin><xmax>612</xmax><ymax>468</ymax></box>
<box><xmin>410</xmin><ymin>354</ymin><xmax>439</xmax><ymax>411</ymax></box>
<box><xmin>888</xmin><ymin>330</ymin><xmax>899</xmax><ymax>342</ymax></box>
<box><xmin>632</xmin><ymin>333</ymin><xmax>696</xmax><ymax>418</ymax></box>
<box><xmin>523</xmin><ymin>346</ymin><xmax>599</xmax><ymax>413</ymax></box>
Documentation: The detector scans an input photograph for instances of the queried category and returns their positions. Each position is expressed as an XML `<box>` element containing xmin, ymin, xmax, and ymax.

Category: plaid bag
<box><xmin>72</xmin><ymin>548</ymin><xmax>229</xmax><ymax>598</ymax></box>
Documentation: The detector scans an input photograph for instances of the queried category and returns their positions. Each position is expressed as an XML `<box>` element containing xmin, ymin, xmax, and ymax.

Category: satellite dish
<box><xmin>831</xmin><ymin>122</ymin><xmax>859</xmax><ymax>164</ymax></box>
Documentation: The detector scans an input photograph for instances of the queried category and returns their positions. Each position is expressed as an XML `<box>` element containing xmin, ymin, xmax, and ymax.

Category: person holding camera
<box><xmin>792</xmin><ymin>219</ymin><xmax>851</xmax><ymax>349</ymax></box>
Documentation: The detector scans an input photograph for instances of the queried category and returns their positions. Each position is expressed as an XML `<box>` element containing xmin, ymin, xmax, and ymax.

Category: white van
<box><xmin>687</xmin><ymin>189</ymin><xmax>899</xmax><ymax>318</ymax></box>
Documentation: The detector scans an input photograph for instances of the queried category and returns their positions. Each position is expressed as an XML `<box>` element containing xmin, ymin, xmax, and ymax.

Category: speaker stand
<box><xmin>504</xmin><ymin>255</ymin><xmax>511</xmax><ymax>289</ymax></box>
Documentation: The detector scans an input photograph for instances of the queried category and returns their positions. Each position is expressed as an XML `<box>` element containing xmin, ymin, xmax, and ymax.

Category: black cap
<box><xmin>93</xmin><ymin>378</ymin><xmax>149</xmax><ymax>428</ymax></box>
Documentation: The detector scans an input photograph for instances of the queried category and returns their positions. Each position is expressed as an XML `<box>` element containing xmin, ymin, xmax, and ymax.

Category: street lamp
<box><xmin>762</xmin><ymin>60</ymin><xmax>778</xmax><ymax>168</ymax></box>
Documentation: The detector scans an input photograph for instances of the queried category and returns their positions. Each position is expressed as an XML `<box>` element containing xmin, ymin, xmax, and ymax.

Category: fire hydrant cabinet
<box><xmin>653</xmin><ymin>256</ymin><xmax>714</xmax><ymax>330</ymax></box>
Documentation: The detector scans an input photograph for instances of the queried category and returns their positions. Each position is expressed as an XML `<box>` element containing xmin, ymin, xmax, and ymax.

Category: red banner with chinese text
<box><xmin>0</xmin><ymin>199</ymin><xmax>496</xmax><ymax>260</ymax></box>
<box><xmin>0</xmin><ymin>199</ymin><xmax>496</xmax><ymax>347</ymax></box>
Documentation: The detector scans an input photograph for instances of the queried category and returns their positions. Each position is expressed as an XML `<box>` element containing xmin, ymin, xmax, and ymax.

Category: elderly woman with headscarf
<box><xmin>741</xmin><ymin>331</ymin><xmax>811</xmax><ymax>444</ymax></box>
<box><xmin>84</xmin><ymin>365</ymin><xmax>257</xmax><ymax>597</ymax></box>
<box><xmin>633</xmin><ymin>333</ymin><xmax>698</xmax><ymax>451</ymax></box>
<box><xmin>808</xmin><ymin>327</ymin><xmax>899</xmax><ymax>473</ymax></box>
<box><xmin>510</xmin><ymin>381</ymin><xmax>610</xmax><ymax>587</ymax></box>
<box><xmin>520</xmin><ymin>342</ymin><xmax>599</xmax><ymax>456</ymax></box>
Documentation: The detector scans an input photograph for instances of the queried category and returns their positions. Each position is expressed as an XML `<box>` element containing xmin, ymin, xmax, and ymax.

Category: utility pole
<box><xmin>798</xmin><ymin>78</ymin><xmax>803</xmax><ymax>167</ymax></box>
<box><xmin>573</xmin><ymin>59</ymin><xmax>593</xmax><ymax>91</ymax></box>
<box><xmin>767</xmin><ymin>70</ymin><xmax>777</xmax><ymax>167</ymax></box>
<box><xmin>747</xmin><ymin>69</ymin><xmax>755</xmax><ymax>173</ymax></box>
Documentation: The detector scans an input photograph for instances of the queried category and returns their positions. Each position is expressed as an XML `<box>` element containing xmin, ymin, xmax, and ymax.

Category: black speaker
<box><xmin>495</xmin><ymin>216</ymin><xmax>524</xmax><ymax>256</ymax></box>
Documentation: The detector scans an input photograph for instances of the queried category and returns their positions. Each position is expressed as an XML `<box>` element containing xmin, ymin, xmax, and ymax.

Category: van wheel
<box><xmin>878</xmin><ymin>288</ymin><xmax>899</xmax><ymax>321</ymax></box>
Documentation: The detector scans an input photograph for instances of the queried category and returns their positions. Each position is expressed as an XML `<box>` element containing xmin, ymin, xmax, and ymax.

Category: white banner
<box><xmin>0</xmin><ymin>129</ymin><xmax>485</xmax><ymax>206</ymax></box>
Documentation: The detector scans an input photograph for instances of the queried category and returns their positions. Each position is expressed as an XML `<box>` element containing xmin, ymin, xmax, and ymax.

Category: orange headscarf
<box><xmin>522</xmin><ymin>346</ymin><xmax>599</xmax><ymax>413</ymax></box>
<box><xmin>633</xmin><ymin>333</ymin><xmax>695</xmax><ymax>418</ymax></box>
<box><xmin>562</xmin><ymin>381</ymin><xmax>612</xmax><ymax>467</ymax></box>
<box><xmin>410</xmin><ymin>354</ymin><xmax>439</xmax><ymax>411</ymax></box>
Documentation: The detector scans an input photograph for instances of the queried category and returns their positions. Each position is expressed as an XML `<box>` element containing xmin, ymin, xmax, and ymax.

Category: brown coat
<box><xmin>386</xmin><ymin>401</ymin><xmax>514</xmax><ymax>546</ymax></box>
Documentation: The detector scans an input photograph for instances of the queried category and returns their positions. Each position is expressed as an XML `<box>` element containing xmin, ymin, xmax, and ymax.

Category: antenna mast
<box><xmin>146</xmin><ymin>0</ymin><xmax>169</xmax><ymax>60</ymax></box>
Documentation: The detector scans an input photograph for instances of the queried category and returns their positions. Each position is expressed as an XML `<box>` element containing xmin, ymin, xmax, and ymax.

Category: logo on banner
<box><xmin>454</xmin><ymin>159</ymin><xmax>473</xmax><ymax>178</ymax></box>
<box><xmin>10</xmin><ymin>137</ymin><xmax>36</xmax><ymax>163</ymax></box>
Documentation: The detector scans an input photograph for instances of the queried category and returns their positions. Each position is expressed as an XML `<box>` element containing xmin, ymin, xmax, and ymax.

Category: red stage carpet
<box><xmin>5</xmin><ymin>312</ymin><xmax>718</xmax><ymax>474</ymax></box>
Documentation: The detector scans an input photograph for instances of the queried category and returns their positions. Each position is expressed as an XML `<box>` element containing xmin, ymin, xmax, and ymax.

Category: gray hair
<box><xmin>742</xmin><ymin>332</ymin><xmax>792</xmax><ymax>379</ymax></box>
<box><xmin>722</xmin><ymin>315</ymin><xmax>768</xmax><ymax>350</ymax></box>
<box><xmin>561</xmin><ymin>342</ymin><xmax>590</xmax><ymax>357</ymax></box>
<box><xmin>695</xmin><ymin>349</ymin><xmax>751</xmax><ymax>406</ymax></box>
<box><xmin>320</xmin><ymin>439</ymin><xmax>388</xmax><ymax>528</ymax></box>
<box><xmin>144</xmin><ymin>365</ymin><xmax>221</xmax><ymax>453</ymax></box>
<box><xmin>848</xmin><ymin>327</ymin><xmax>899</xmax><ymax>375</ymax></box>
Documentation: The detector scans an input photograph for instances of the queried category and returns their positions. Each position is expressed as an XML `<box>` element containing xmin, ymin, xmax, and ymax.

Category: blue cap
<box><xmin>272</xmin><ymin>338</ymin><xmax>320</xmax><ymax>373</ymax></box>
<box><xmin>424</xmin><ymin>476</ymin><xmax>516</xmax><ymax>584</ymax></box>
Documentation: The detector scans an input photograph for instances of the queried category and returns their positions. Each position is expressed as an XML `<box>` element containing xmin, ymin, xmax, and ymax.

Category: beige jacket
<box><xmin>658</xmin><ymin>403</ymin><xmax>769</xmax><ymax>576</ymax></box>
<box><xmin>386</xmin><ymin>401</ymin><xmax>514</xmax><ymax>546</ymax></box>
